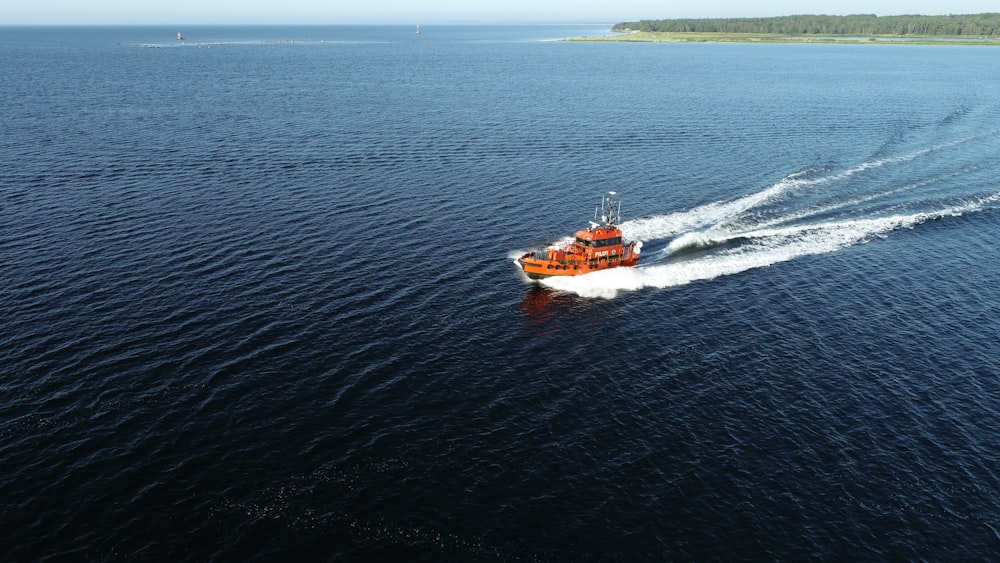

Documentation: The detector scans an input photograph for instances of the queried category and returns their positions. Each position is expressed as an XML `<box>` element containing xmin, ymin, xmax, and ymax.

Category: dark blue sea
<box><xmin>3</xmin><ymin>24</ymin><xmax>1000</xmax><ymax>560</ymax></box>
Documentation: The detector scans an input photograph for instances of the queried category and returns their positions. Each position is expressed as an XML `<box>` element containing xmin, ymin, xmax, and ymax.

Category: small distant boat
<box><xmin>517</xmin><ymin>192</ymin><xmax>642</xmax><ymax>279</ymax></box>
<box><xmin>415</xmin><ymin>25</ymin><xmax>420</xmax><ymax>35</ymax></box>
<box><xmin>176</xmin><ymin>32</ymin><xmax>185</xmax><ymax>41</ymax></box>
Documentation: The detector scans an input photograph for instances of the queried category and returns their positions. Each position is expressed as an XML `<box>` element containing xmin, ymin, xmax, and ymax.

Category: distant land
<box><xmin>567</xmin><ymin>13</ymin><xmax>1000</xmax><ymax>45</ymax></box>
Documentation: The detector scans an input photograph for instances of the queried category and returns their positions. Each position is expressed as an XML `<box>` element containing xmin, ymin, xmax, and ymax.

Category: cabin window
<box><xmin>593</xmin><ymin>237</ymin><xmax>622</xmax><ymax>248</ymax></box>
<box><xmin>576</xmin><ymin>237</ymin><xmax>593</xmax><ymax>247</ymax></box>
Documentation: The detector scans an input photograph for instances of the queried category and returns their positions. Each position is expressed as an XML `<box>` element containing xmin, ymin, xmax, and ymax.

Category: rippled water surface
<box><xmin>3</xmin><ymin>25</ymin><xmax>1000</xmax><ymax>560</ymax></box>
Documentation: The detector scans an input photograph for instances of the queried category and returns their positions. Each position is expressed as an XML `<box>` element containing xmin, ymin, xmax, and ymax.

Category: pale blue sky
<box><xmin>4</xmin><ymin>1</ymin><xmax>999</xmax><ymax>25</ymax></box>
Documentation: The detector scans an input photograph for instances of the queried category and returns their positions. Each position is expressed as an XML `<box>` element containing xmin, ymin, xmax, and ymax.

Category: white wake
<box><xmin>542</xmin><ymin>199</ymin><xmax>995</xmax><ymax>299</ymax></box>
<box><xmin>519</xmin><ymin>137</ymin><xmax>999</xmax><ymax>298</ymax></box>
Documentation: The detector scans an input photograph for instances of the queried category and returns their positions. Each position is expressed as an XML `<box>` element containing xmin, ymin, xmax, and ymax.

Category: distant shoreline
<box><xmin>564</xmin><ymin>31</ymin><xmax>1000</xmax><ymax>46</ymax></box>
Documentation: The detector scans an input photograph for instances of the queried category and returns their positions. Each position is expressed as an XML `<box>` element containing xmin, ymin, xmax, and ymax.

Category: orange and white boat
<box><xmin>517</xmin><ymin>192</ymin><xmax>642</xmax><ymax>279</ymax></box>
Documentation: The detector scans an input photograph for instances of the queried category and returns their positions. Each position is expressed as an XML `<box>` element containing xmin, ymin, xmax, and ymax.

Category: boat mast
<box><xmin>604</xmin><ymin>191</ymin><xmax>619</xmax><ymax>227</ymax></box>
<box><xmin>591</xmin><ymin>191</ymin><xmax>622</xmax><ymax>229</ymax></box>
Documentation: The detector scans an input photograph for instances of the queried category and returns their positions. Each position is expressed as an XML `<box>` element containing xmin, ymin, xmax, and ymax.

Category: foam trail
<box><xmin>542</xmin><ymin>194</ymin><xmax>999</xmax><ymax>299</ymax></box>
<box><xmin>621</xmin><ymin>170</ymin><xmax>815</xmax><ymax>241</ymax></box>
<box><xmin>665</xmin><ymin>231</ymin><xmax>717</xmax><ymax>254</ymax></box>
<box><xmin>621</xmin><ymin>141</ymin><xmax>976</xmax><ymax>243</ymax></box>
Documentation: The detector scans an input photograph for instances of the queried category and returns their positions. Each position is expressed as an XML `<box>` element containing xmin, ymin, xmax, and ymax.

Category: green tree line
<box><xmin>613</xmin><ymin>14</ymin><xmax>1000</xmax><ymax>37</ymax></box>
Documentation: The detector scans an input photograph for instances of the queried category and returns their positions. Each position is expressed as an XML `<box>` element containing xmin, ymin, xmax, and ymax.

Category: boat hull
<box><xmin>517</xmin><ymin>254</ymin><xmax>639</xmax><ymax>279</ymax></box>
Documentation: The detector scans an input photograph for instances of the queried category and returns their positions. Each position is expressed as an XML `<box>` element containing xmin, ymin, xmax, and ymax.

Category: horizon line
<box><xmin>5</xmin><ymin>13</ymin><xmax>996</xmax><ymax>27</ymax></box>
